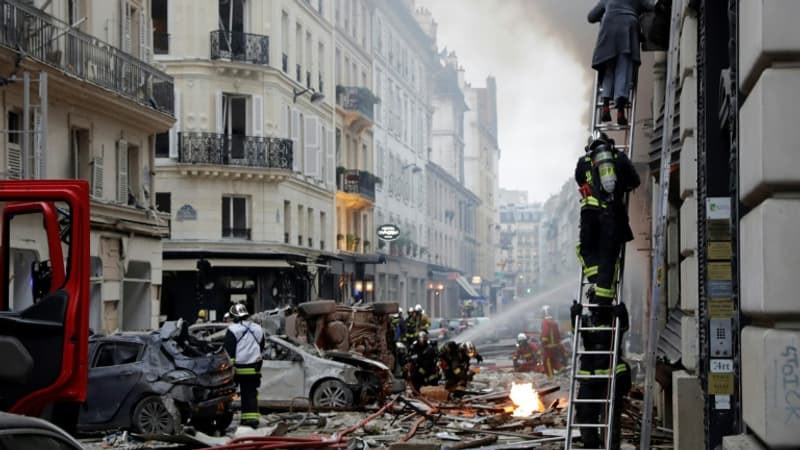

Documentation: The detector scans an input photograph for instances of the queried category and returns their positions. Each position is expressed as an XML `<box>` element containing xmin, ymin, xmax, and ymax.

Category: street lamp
<box><xmin>293</xmin><ymin>87</ymin><xmax>325</xmax><ymax>104</ymax></box>
<box><xmin>402</xmin><ymin>163</ymin><xmax>422</xmax><ymax>174</ymax></box>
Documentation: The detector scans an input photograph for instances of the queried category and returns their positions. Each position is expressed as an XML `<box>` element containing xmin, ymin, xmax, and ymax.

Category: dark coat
<box><xmin>588</xmin><ymin>0</ymin><xmax>654</xmax><ymax>70</ymax></box>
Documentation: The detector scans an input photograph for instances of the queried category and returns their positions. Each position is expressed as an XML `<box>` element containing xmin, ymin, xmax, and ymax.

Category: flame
<box><xmin>509</xmin><ymin>383</ymin><xmax>545</xmax><ymax>417</ymax></box>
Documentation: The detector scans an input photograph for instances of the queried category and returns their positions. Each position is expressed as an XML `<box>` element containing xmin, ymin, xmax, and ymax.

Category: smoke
<box><xmin>416</xmin><ymin>0</ymin><xmax>603</xmax><ymax>202</ymax></box>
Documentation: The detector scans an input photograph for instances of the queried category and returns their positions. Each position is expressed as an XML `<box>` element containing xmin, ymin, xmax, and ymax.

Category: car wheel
<box><xmin>299</xmin><ymin>300</ymin><xmax>337</xmax><ymax>316</ymax></box>
<box><xmin>312</xmin><ymin>379</ymin><xmax>354</xmax><ymax>409</ymax></box>
<box><xmin>372</xmin><ymin>302</ymin><xmax>399</xmax><ymax>314</ymax></box>
<box><xmin>133</xmin><ymin>396</ymin><xmax>179</xmax><ymax>434</ymax></box>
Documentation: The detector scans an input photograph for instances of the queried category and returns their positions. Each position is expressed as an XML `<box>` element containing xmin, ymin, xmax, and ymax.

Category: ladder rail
<box><xmin>564</xmin><ymin>311</ymin><xmax>584</xmax><ymax>446</ymax></box>
<box><xmin>604</xmin><ymin>316</ymin><xmax>623</xmax><ymax>449</ymax></box>
<box><xmin>640</xmin><ymin>1</ymin><xmax>684</xmax><ymax>449</ymax></box>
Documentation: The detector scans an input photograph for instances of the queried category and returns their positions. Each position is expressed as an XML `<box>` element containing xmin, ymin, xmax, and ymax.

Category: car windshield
<box><xmin>429</xmin><ymin>319</ymin><xmax>442</xmax><ymax>329</ymax></box>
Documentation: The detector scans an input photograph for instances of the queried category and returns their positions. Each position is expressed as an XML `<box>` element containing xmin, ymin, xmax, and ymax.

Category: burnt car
<box><xmin>259</xmin><ymin>335</ymin><xmax>403</xmax><ymax>409</ymax></box>
<box><xmin>78</xmin><ymin>320</ymin><xmax>235</xmax><ymax>435</ymax></box>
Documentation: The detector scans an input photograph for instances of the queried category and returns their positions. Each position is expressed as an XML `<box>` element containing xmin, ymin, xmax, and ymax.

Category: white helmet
<box><xmin>408</xmin><ymin>307</ymin><xmax>414</xmax><ymax>314</ymax></box>
<box><xmin>418</xmin><ymin>331</ymin><xmax>428</xmax><ymax>342</ymax></box>
<box><xmin>516</xmin><ymin>333</ymin><xmax>528</xmax><ymax>343</ymax></box>
<box><xmin>414</xmin><ymin>304</ymin><xmax>423</xmax><ymax>313</ymax></box>
<box><xmin>229</xmin><ymin>303</ymin><xmax>249</xmax><ymax>319</ymax></box>
<box><xmin>542</xmin><ymin>305</ymin><xmax>552</xmax><ymax>319</ymax></box>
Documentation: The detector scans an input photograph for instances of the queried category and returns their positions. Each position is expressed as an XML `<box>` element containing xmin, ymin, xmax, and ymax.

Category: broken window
<box><xmin>221</xmin><ymin>94</ymin><xmax>248</xmax><ymax>159</ymax></box>
<box><xmin>155</xmin><ymin>192</ymin><xmax>171</xmax><ymax>214</ymax></box>
<box><xmin>93</xmin><ymin>342</ymin><xmax>142</xmax><ymax>368</ymax></box>
<box><xmin>71</xmin><ymin>128</ymin><xmax>91</xmax><ymax>182</ymax></box>
<box><xmin>265</xmin><ymin>341</ymin><xmax>294</xmax><ymax>361</ymax></box>
<box><xmin>152</xmin><ymin>0</ymin><xmax>168</xmax><ymax>54</ymax></box>
<box><xmin>219</xmin><ymin>0</ymin><xmax>245</xmax><ymax>56</ymax></box>
<box><xmin>122</xmin><ymin>261</ymin><xmax>152</xmax><ymax>331</ymax></box>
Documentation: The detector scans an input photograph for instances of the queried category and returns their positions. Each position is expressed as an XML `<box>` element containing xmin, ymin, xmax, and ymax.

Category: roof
<box><xmin>0</xmin><ymin>412</ymin><xmax>83</xmax><ymax>449</ymax></box>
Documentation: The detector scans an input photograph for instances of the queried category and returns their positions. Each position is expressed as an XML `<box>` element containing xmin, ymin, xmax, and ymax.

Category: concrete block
<box><xmin>679</xmin><ymin>136</ymin><xmax>697</xmax><ymax>199</ymax></box>
<box><xmin>741</xmin><ymin>199</ymin><xmax>800</xmax><ymax>317</ymax></box>
<box><xmin>672</xmin><ymin>371</ymin><xmax>704</xmax><ymax>449</ymax></box>
<box><xmin>680</xmin><ymin>254</ymin><xmax>698</xmax><ymax>313</ymax></box>
<box><xmin>740</xmin><ymin>0</ymin><xmax>800</xmax><ymax>96</ymax></box>
<box><xmin>723</xmin><ymin>434</ymin><xmax>768</xmax><ymax>450</ymax></box>
<box><xmin>742</xmin><ymin>326</ymin><xmax>800</xmax><ymax>448</ymax></box>
<box><xmin>681</xmin><ymin>315</ymin><xmax>698</xmax><ymax>372</ymax></box>
<box><xmin>679</xmin><ymin>195</ymin><xmax>697</xmax><ymax>257</ymax></box>
<box><xmin>740</xmin><ymin>68</ymin><xmax>800</xmax><ymax>208</ymax></box>
<box><xmin>679</xmin><ymin>75</ymin><xmax>697</xmax><ymax>141</ymax></box>
<box><xmin>679</xmin><ymin>13</ymin><xmax>698</xmax><ymax>82</ymax></box>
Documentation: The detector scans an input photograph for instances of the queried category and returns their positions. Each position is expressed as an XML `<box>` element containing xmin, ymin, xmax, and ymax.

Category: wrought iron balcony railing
<box><xmin>179</xmin><ymin>132</ymin><xmax>293</xmax><ymax>169</ymax></box>
<box><xmin>336</xmin><ymin>167</ymin><xmax>377</xmax><ymax>202</ymax></box>
<box><xmin>336</xmin><ymin>85</ymin><xmax>378</xmax><ymax>121</ymax></box>
<box><xmin>0</xmin><ymin>0</ymin><xmax>174</xmax><ymax>114</ymax></box>
<box><xmin>210</xmin><ymin>30</ymin><xmax>268</xmax><ymax>65</ymax></box>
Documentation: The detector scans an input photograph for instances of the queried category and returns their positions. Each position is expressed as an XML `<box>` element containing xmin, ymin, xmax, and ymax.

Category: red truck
<box><xmin>0</xmin><ymin>181</ymin><xmax>90</xmax><ymax>432</ymax></box>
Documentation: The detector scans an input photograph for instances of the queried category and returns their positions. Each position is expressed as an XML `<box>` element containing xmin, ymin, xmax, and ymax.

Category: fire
<box><xmin>509</xmin><ymin>383</ymin><xmax>545</xmax><ymax>417</ymax></box>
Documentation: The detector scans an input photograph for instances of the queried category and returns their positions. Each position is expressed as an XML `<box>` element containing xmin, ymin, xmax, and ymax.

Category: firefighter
<box><xmin>462</xmin><ymin>341</ymin><xmax>483</xmax><ymax>365</ymax></box>
<box><xmin>404</xmin><ymin>308</ymin><xmax>419</xmax><ymax>346</ymax></box>
<box><xmin>224</xmin><ymin>303</ymin><xmax>266</xmax><ymax>429</ymax></box>
<box><xmin>575</xmin><ymin>134</ymin><xmax>640</xmax><ymax>305</ymax></box>
<box><xmin>540</xmin><ymin>305</ymin><xmax>563</xmax><ymax>378</ymax></box>
<box><xmin>512</xmin><ymin>333</ymin><xmax>541</xmax><ymax>372</ymax></box>
<box><xmin>408</xmin><ymin>331</ymin><xmax>439</xmax><ymax>391</ymax></box>
<box><xmin>195</xmin><ymin>309</ymin><xmax>208</xmax><ymax>324</ymax></box>
<box><xmin>570</xmin><ymin>300</ymin><xmax>631</xmax><ymax>450</ymax></box>
<box><xmin>439</xmin><ymin>341</ymin><xmax>469</xmax><ymax>394</ymax></box>
<box><xmin>415</xmin><ymin>304</ymin><xmax>431</xmax><ymax>331</ymax></box>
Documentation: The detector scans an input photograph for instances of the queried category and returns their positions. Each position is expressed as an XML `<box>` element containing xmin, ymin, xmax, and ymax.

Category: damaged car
<box><xmin>78</xmin><ymin>320</ymin><xmax>236</xmax><ymax>435</ymax></box>
<box><xmin>259</xmin><ymin>335</ymin><xmax>404</xmax><ymax>409</ymax></box>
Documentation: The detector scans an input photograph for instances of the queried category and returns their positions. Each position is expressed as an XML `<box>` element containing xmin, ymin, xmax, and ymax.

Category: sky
<box><xmin>417</xmin><ymin>0</ymin><xmax>599</xmax><ymax>203</ymax></box>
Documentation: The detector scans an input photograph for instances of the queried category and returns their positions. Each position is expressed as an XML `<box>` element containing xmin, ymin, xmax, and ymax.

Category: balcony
<box><xmin>178</xmin><ymin>132</ymin><xmax>292</xmax><ymax>169</ymax></box>
<box><xmin>223</xmin><ymin>228</ymin><xmax>251</xmax><ymax>240</ymax></box>
<box><xmin>336</xmin><ymin>167</ymin><xmax>377</xmax><ymax>209</ymax></box>
<box><xmin>336</xmin><ymin>85</ymin><xmax>379</xmax><ymax>132</ymax></box>
<box><xmin>0</xmin><ymin>0</ymin><xmax>174</xmax><ymax>114</ymax></box>
<box><xmin>210</xmin><ymin>30</ymin><xmax>268</xmax><ymax>65</ymax></box>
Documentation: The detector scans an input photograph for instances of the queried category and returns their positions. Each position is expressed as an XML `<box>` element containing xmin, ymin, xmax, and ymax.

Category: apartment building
<box><xmin>463</xmin><ymin>76</ymin><xmax>500</xmax><ymax>299</ymax></box>
<box><xmin>371</xmin><ymin>0</ymin><xmax>435</xmax><ymax>310</ymax></box>
<box><xmin>0</xmin><ymin>0</ymin><xmax>174</xmax><ymax>333</ymax></box>
<box><xmin>153</xmin><ymin>0</ymin><xmax>337</xmax><ymax>320</ymax></box>
<box><xmin>498</xmin><ymin>203</ymin><xmax>542</xmax><ymax>299</ymax></box>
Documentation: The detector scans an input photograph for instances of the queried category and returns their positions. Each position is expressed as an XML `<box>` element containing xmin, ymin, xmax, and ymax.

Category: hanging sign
<box><xmin>376</xmin><ymin>224</ymin><xmax>401</xmax><ymax>241</ymax></box>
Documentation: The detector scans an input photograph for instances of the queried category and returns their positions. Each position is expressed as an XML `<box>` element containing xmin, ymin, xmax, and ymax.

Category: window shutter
<box><xmin>139</xmin><ymin>9</ymin><xmax>150</xmax><ymax>60</ymax></box>
<box><xmin>7</xmin><ymin>143</ymin><xmax>21</xmax><ymax>180</ymax></box>
<box><xmin>280</xmin><ymin>103</ymin><xmax>289</xmax><ymax>138</ymax></box>
<box><xmin>120</xmin><ymin>0</ymin><xmax>131</xmax><ymax>53</ymax></box>
<box><xmin>33</xmin><ymin>110</ymin><xmax>45</xmax><ymax>179</ymax></box>
<box><xmin>215</xmin><ymin>90</ymin><xmax>224</xmax><ymax>133</ymax></box>
<box><xmin>169</xmin><ymin>88</ymin><xmax>181</xmax><ymax>158</ymax></box>
<box><xmin>92</xmin><ymin>156</ymin><xmax>104</xmax><ymax>198</ymax></box>
<box><xmin>326</xmin><ymin>128</ymin><xmax>335</xmax><ymax>188</ymax></box>
<box><xmin>290</xmin><ymin>108</ymin><xmax>301</xmax><ymax>172</ymax></box>
<box><xmin>116</xmin><ymin>140</ymin><xmax>128</xmax><ymax>203</ymax></box>
<box><xmin>252</xmin><ymin>95</ymin><xmax>263</xmax><ymax>137</ymax></box>
<box><xmin>303</xmin><ymin>115</ymin><xmax>319</xmax><ymax>178</ymax></box>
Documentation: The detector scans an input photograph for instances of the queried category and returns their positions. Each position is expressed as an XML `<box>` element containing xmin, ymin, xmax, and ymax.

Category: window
<box><xmin>93</xmin><ymin>342</ymin><xmax>142</xmax><ymax>368</ymax></box>
<box><xmin>295</xmin><ymin>24</ymin><xmax>303</xmax><ymax>82</ymax></box>
<box><xmin>155</xmin><ymin>192</ymin><xmax>171</xmax><ymax>213</ymax></box>
<box><xmin>155</xmin><ymin>132</ymin><xmax>169</xmax><ymax>158</ymax></box>
<box><xmin>283</xmin><ymin>200</ymin><xmax>291</xmax><ymax>243</ymax></box>
<box><xmin>7</xmin><ymin>111</ymin><xmax>21</xmax><ymax>179</ymax></box>
<box><xmin>220</xmin><ymin>93</ymin><xmax>248</xmax><ymax>158</ymax></box>
<box><xmin>222</xmin><ymin>195</ymin><xmax>249</xmax><ymax>239</ymax></box>
<box><xmin>281</xmin><ymin>12</ymin><xmax>289</xmax><ymax>72</ymax></box>
<box><xmin>126</xmin><ymin>144</ymin><xmax>141</xmax><ymax>206</ymax></box>
<box><xmin>152</xmin><ymin>0</ymin><xmax>168</xmax><ymax>54</ymax></box>
<box><xmin>70</xmin><ymin>128</ymin><xmax>90</xmax><ymax>181</ymax></box>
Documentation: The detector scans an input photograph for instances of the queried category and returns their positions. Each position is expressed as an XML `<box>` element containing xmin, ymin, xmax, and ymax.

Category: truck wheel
<box><xmin>299</xmin><ymin>300</ymin><xmax>337</xmax><ymax>316</ymax></box>
<box><xmin>372</xmin><ymin>302</ymin><xmax>399</xmax><ymax>314</ymax></box>
<box><xmin>312</xmin><ymin>380</ymin><xmax>354</xmax><ymax>409</ymax></box>
<box><xmin>133</xmin><ymin>396</ymin><xmax>179</xmax><ymax>434</ymax></box>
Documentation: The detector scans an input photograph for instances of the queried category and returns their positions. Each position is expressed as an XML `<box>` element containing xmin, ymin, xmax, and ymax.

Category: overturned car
<box><xmin>78</xmin><ymin>321</ymin><xmax>236</xmax><ymax>435</ymax></box>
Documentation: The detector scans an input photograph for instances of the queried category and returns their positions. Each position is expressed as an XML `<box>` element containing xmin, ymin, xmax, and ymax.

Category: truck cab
<box><xmin>0</xmin><ymin>181</ymin><xmax>90</xmax><ymax>432</ymax></box>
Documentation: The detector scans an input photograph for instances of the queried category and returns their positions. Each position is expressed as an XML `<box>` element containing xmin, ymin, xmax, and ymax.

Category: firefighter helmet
<box><xmin>414</xmin><ymin>304</ymin><xmax>423</xmax><ymax>313</ymax></box>
<box><xmin>229</xmin><ymin>303</ymin><xmax>250</xmax><ymax>319</ymax></box>
<box><xmin>418</xmin><ymin>331</ymin><xmax>428</xmax><ymax>343</ymax></box>
<box><xmin>516</xmin><ymin>333</ymin><xmax>528</xmax><ymax>343</ymax></box>
<box><xmin>463</xmin><ymin>341</ymin><xmax>477</xmax><ymax>358</ymax></box>
<box><xmin>542</xmin><ymin>305</ymin><xmax>552</xmax><ymax>319</ymax></box>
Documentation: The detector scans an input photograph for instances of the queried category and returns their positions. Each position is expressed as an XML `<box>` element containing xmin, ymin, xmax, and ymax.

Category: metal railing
<box><xmin>0</xmin><ymin>0</ymin><xmax>174</xmax><ymax>114</ymax></box>
<box><xmin>222</xmin><ymin>228</ymin><xmax>251</xmax><ymax>240</ymax></box>
<box><xmin>210</xmin><ymin>30</ymin><xmax>268</xmax><ymax>65</ymax></box>
<box><xmin>336</xmin><ymin>85</ymin><xmax>378</xmax><ymax>121</ymax></box>
<box><xmin>179</xmin><ymin>132</ymin><xmax>293</xmax><ymax>169</ymax></box>
<box><xmin>337</xmin><ymin>168</ymin><xmax>376</xmax><ymax>202</ymax></box>
<box><xmin>153</xmin><ymin>32</ymin><xmax>169</xmax><ymax>55</ymax></box>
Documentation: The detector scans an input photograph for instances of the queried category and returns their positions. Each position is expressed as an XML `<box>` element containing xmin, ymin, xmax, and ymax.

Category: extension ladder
<box><xmin>564</xmin><ymin>57</ymin><xmax>639</xmax><ymax>450</ymax></box>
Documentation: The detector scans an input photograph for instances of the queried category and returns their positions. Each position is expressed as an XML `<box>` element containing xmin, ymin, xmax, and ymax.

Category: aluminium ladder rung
<box><xmin>576</xmin><ymin>326</ymin><xmax>618</xmax><ymax>332</ymax></box>
<box><xmin>595</xmin><ymin>124</ymin><xmax>632</xmax><ymax>131</ymax></box>
<box><xmin>570</xmin><ymin>398</ymin><xmax>611</xmax><ymax>404</ymax></box>
<box><xmin>572</xmin><ymin>423</ymin><xmax>610</xmax><ymax>428</ymax></box>
<box><xmin>576</xmin><ymin>350</ymin><xmax>615</xmax><ymax>355</ymax></box>
<box><xmin>574</xmin><ymin>374</ymin><xmax>615</xmax><ymax>379</ymax></box>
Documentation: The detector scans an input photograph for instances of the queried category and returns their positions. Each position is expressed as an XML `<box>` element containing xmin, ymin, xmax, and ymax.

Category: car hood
<box><xmin>323</xmin><ymin>351</ymin><xmax>390</xmax><ymax>372</ymax></box>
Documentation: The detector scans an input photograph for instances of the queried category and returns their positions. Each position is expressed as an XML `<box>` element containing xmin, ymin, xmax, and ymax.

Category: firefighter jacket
<box><xmin>513</xmin><ymin>342</ymin><xmax>540</xmax><ymax>364</ymax></box>
<box><xmin>541</xmin><ymin>318</ymin><xmax>562</xmax><ymax>348</ymax></box>
<box><xmin>574</xmin><ymin>147</ymin><xmax>640</xmax><ymax>242</ymax></box>
<box><xmin>224</xmin><ymin>320</ymin><xmax>266</xmax><ymax>375</ymax></box>
<box><xmin>571</xmin><ymin>305</ymin><xmax>630</xmax><ymax>374</ymax></box>
<box><xmin>409</xmin><ymin>340</ymin><xmax>438</xmax><ymax>381</ymax></box>
<box><xmin>439</xmin><ymin>342</ymin><xmax>471</xmax><ymax>386</ymax></box>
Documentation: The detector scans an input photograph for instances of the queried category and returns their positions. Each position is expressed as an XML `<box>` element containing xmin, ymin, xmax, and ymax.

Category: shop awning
<box><xmin>455</xmin><ymin>275</ymin><xmax>481</xmax><ymax>299</ymax></box>
<box><xmin>163</xmin><ymin>258</ymin><xmax>292</xmax><ymax>271</ymax></box>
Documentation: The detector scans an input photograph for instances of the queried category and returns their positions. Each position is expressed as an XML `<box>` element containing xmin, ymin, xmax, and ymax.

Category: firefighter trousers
<box><xmin>235</xmin><ymin>368</ymin><xmax>261</xmax><ymax>426</ymax></box>
<box><xmin>575</xmin><ymin>369</ymin><xmax>631</xmax><ymax>450</ymax></box>
<box><xmin>577</xmin><ymin>207</ymin><xmax>622</xmax><ymax>304</ymax></box>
